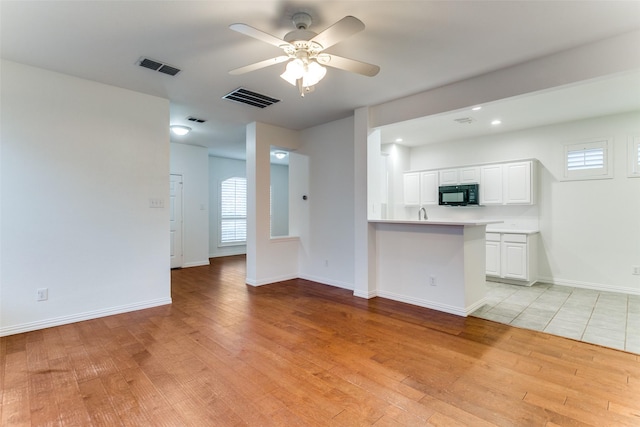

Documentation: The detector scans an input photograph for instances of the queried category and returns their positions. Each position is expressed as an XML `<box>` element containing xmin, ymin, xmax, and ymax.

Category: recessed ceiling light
<box><xmin>491</xmin><ymin>120</ymin><xmax>502</xmax><ymax>126</ymax></box>
<box><xmin>170</xmin><ymin>125</ymin><xmax>191</xmax><ymax>136</ymax></box>
<box><xmin>395</xmin><ymin>138</ymin><xmax>403</xmax><ymax>143</ymax></box>
<box><xmin>471</xmin><ymin>106</ymin><xmax>482</xmax><ymax>111</ymax></box>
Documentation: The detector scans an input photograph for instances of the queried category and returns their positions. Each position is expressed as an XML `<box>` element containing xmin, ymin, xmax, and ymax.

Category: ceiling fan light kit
<box><xmin>229</xmin><ymin>12</ymin><xmax>379</xmax><ymax>97</ymax></box>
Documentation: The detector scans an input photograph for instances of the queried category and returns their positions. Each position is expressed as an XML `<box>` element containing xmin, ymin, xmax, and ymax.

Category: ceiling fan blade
<box><xmin>317</xmin><ymin>54</ymin><xmax>380</xmax><ymax>77</ymax></box>
<box><xmin>310</xmin><ymin>16</ymin><xmax>365</xmax><ymax>50</ymax></box>
<box><xmin>229</xmin><ymin>56</ymin><xmax>290</xmax><ymax>75</ymax></box>
<box><xmin>229</xmin><ymin>23</ymin><xmax>292</xmax><ymax>49</ymax></box>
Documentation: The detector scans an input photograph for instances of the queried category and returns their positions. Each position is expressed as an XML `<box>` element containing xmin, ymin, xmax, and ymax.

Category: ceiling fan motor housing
<box><xmin>292</xmin><ymin>12</ymin><xmax>313</xmax><ymax>30</ymax></box>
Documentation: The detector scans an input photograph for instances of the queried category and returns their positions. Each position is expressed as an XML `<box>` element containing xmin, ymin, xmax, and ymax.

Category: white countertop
<box><xmin>369</xmin><ymin>219</ymin><xmax>503</xmax><ymax>227</ymax></box>
<box><xmin>486</xmin><ymin>228</ymin><xmax>539</xmax><ymax>234</ymax></box>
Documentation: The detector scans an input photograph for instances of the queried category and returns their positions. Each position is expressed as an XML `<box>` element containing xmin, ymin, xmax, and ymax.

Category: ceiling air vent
<box><xmin>222</xmin><ymin>88</ymin><xmax>280</xmax><ymax>109</ymax></box>
<box><xmin>137</xmin><ymin>57</ymin><xmax>181</xmax><ymax>76</ymax></box>
<box><xmin>187</xmin><ymin>116</ymin><xmax>207</xmax><ymax>123</ymax></box>
<box><xmin>454</xmin><ymin>117</ymin><xmax>475</xmax><ymax>124</ymax></box>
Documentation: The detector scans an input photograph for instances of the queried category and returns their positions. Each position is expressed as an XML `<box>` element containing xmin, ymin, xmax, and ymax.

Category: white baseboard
<box><xmin>353</xmin><ymin>289</ymin><xmax>378</xmax><ymax>299</ymax></box>
<box><xmin>0</xmin><ymin>297</ymin><xmax>172</xmax><ymax>337</ymax></box>
<box><xmin>245</xmin><ymin>273</ymin><xmax>298</xmax><ymax>287</ymax></box>
<box><xmin>182</xmin><ymin>260</ymin><xmax>210</xmax><ymax>268</ymax></box>
<box><xmin>537</xmin><ymin>275</ymin><xmax>640</xmax><ymax>296</ymax></box>
<box><xmin>297</xmin><ymin>273</ymin><xmax>354</xmax><ymax>291</ymax></box>
<box><xmin>377</xmin><ymin>290</ymin><xmax>470</xmax><ymax>317</ymax></box>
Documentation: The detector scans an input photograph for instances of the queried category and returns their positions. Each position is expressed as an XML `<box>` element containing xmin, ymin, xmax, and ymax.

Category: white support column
<box><xmin>353</xmin><ymin>107</ymin><xmax>377</xmax><ymax>298</ymax></box>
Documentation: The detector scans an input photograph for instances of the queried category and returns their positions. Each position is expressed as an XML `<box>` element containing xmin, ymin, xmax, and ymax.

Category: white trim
<box><xmin>269</xmin><ymin>236</ymin><xmax>300</xmax><ymax>243</ymax></box>
<box><xmin>0</xmin><ymin>298</ymin><xmax>172</xmax><ymax>337</ymax></box>
<box><xmin>245</xmin><ymin>273</ymin><xmax>298</xmax><ymax>287</ymax></box>
<box><xmin>628</xmin><ymin>135</ymin><xmax>640</xmax><ymax>177</ymax></box>
<box><xmin>297</xmin><ymin>273</ymin><xmax>354</xmax><ymax>291</ymax></box>
<box><xmin>377</xmin><ymin>290</ymin><xmax>474</xmax><ymax>317</ymax></box>
<box><xmin>537</xmin><ymin>275</ymin><xmax>640</xmax><ymax>296</ymax></box>
<box><xmin>353</xmin><ymin>289</ymin><xmax>378</xmax><ymax>299</ymax></box>
<box><xmin>182</xmin><ymin>260</ymin><xmax>210</xmax><ymax>268</ymax></box>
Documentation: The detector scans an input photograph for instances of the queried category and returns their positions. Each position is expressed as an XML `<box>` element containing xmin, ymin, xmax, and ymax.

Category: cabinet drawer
<box><xmin>502</xmin><ymin>233</ymin><xmax>527</xmax><ymax>243</ymax></box>
<box><xmin>486</xmin><ymin>233</ymin><xmax>501</xmax><ymax>242</ymax></box>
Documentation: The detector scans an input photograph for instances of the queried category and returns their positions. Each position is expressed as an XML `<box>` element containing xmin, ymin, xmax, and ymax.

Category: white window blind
<box><xmin>563</xmin><ymin>139</ymin><xmax>611</xmax><ymax>180</ymax></box>
<box><xmin>220</xmin><ymin>177</ymin><xmax>246</xmax><ymax>244</ymax></box>
<box><xmin>567</xmin><ymin>147</ymin><xmax>604</xmax><ymax>171</ymax></box>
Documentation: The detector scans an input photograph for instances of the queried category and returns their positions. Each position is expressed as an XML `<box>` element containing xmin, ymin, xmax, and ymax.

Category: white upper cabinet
<box><xmin>405</xmin><ymin>159</ymin><xmax>536</xmax><ymax>207</ymax></box>
<box><xmin>480</xmin><ymin>164</ymin><xmax>504</xmax><ymax>205</ymax></box>
<box><xmin>403</xmin><ymin>171</ymin><xmax>439</xmax><ymax>206</ymax></box>
<box><xmin>420</xmin><ymin>171</ymin><xmax>439</xmax><ymax>205</ymax></box>
<box><xmin>439</xmin><ymin>166</ymin><xmax>479</xmax><ymax>185</ymax></box>
<box><xmin>458</xmin><ymin>166</ymin><xmax>480</xmax><ymax>184</ymax></box>
<box><xmin>481</xmin><ymin>160</ymin><xmax>536</xmax><ymax>205</ymax></box>
<box><xmin>504</xmin><ymin>161</ymin><xmax>533</xmax><ymax>204</ymax></box>
<box><xmin>439</xmin><ymin>169</ymin><xmax>458</xmax><ymax>185</ymax></box>
<box><xmin>403</xmin><ymin>172</ymin><xmax>420</xmax><ymax>205</ymax></box>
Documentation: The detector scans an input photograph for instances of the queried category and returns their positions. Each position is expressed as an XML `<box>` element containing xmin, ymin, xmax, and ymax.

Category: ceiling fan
<box><xmin>229</xmin><ymin>12</ymin><xmax>380</xmax><ymax>96</ymax></box>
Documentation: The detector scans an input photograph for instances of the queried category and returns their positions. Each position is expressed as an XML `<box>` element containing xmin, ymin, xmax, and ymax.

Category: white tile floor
<box><xmin>471</xmin><ymin>281</ymin><xmax>640</xmax><ymax>354</ymax></box>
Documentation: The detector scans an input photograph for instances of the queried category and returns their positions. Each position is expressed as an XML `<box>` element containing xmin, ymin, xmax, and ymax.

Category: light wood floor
<box><xmin>1</xmin><ymin>255</ymin><xmax>639</xmax><ymax>426</ymax></box>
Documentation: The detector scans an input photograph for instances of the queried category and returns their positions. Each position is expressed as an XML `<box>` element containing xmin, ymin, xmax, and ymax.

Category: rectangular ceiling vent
<box><xmin>186</xmin><ymin>116</ymin><xmax>207</xmax><ymax>123</ymax></box>
<box><xmin>137</xmin><ymin>57</ymin><xmax>181</xmax><ymax>76</ymax></box>
<box><xmin>222</xmin><ymin>88</ymin><xmax>280</xmax><ymax>109</ymax></box>
<box><xmin>454</xmin><ymin>117</ymin><xmax>475</xmax><ymax>124</ymax></box>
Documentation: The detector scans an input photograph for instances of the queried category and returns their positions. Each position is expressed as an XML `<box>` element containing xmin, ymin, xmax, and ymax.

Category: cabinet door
<box><xmin>403</xmin><ymin>173</ymin><xmax>420</xmax><ymax>205</ymax></box>
<box><xmin>459</xmin><ymin>166</ymin><xmax>480</xmax><ymax>184</ymax></box>
<box><xmin>485</xmin><ymin>240</ymin><xmax>501</xmax><ymax>276</ymax></box>
<box><xmin>439</xmin><ymin>169</ymin><xmax>458</xmax><ymax>185</ymax></box>
<box><xmin>504</xmin><ymin>161</ymin><xmax>532</xmax><ymax>204</ymax></box>
<box><xmin>502</xmin><ymin>241</ymin><xmax>528</xmax><ymax>280</ymax></box>
<box><xmin>420</xmin><ymin>171</ymin><xmax>439</xmax><ymax>205</ymax></box>
<box><xmin>480</xmin><ymin>165</ymin><xmax>503</xmax><ymax>205</ymax></box>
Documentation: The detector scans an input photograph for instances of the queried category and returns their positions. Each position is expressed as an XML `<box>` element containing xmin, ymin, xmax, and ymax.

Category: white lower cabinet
<box><xmin>486</xmin><ymin>232</ymin><xmax>538</xmax><ymax>285</ymax></box>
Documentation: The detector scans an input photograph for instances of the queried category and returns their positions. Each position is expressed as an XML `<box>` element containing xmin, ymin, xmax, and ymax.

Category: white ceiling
<box><xmin>2</xmin><ymin>1</ymin><xmax>640</xmax><ymax>159</ymax></box>
<box><xmin>379</xmin><ymin>69</ymin><xmax>640</xmax><ymax>147</ymax></box>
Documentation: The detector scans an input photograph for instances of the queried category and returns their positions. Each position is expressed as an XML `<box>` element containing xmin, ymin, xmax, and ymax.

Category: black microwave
<box><xmin>439</xmin><ymin>184</ymin><xmax>479</xmax><ymax>206</ymax></box>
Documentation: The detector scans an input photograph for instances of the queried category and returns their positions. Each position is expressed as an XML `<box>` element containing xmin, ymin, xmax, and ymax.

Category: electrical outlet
<box><xmin>633</xmin><ymin>266</ymin><xmax>640</xmax><ymax>276</ymax></box>
<box><xmin>37</xmin><ymin>288</ymin><xmax>48</xmax><ymax>301</ymax></box>
<box><xmin>429</xmin><ymin>275</ymin><xmax>437</xmax><ymax>286</ymax></box>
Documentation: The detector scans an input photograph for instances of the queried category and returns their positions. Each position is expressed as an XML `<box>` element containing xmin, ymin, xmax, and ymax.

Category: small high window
<box><xmin>563</xmin><ymin>138</ymin><xmax>612</xmax><ymax>180</ymax></box>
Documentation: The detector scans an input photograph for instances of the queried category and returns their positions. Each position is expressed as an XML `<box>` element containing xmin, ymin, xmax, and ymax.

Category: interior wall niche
<box><xmin>270</xmin><ymin>146</ymin><xmax>290</xmax><ymax>237</ymax></box>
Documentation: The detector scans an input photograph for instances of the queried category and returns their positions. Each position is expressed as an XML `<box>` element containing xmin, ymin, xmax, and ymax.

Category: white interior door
<box><xmin>170</xmin><ymin>174</ymin><xmax>183</xmax><ymax>269</ymax></box>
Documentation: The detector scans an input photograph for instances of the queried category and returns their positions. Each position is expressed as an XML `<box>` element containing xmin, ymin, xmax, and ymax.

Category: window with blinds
<box><xmin>567</xmin><ymin>147</ymin><xmax>604</xmax><ymax>171</ymax></box>
<box><xmin>563</xmin><ymin>139</ymin><xmax>612</xmax><ymax>180</ymax></box>
<box><xmin>220</xmin><ymin>177</ymin><xmax>247</xmax><ymax>245</ymax></box>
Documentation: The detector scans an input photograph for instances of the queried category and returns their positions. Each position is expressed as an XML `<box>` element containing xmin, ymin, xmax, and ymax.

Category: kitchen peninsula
<box><xmin>369</xmin><ymin>219</ymin><xmax>501</xmax><ymax>317</ymax></box>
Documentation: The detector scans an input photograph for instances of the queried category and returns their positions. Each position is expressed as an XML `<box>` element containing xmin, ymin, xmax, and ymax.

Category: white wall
<box><xmin>170</xmin><ymin>143</ymin><xmax>209</xmax><ymax>267</ymax></box>
<box><xmin>1</xmin><ymin>60</ymin><xmax>171</xmax><ymax>336</ymax></box>
<box><xmin>208</xmin><ymin>155</ymin><xmax>246</xmax><ymax>258</ymax></box>
<box><xmin>406</xmin><ymin>111</ymin><xmax>640</xmax><ymax>294</ymax></box>
<box><xmin>297</xmin><ymin>117</ymin><xmax>356</xmax><ymax>290</ymax></box>
<box><xmin>270</xmin><ymin>164</ymin><xmax>289</xmax><ymax>237</ymax></box>
<box><xmin>246</xmin><ymin>122</ymin><xmax>300</xmax><ymax>286</ymax></box>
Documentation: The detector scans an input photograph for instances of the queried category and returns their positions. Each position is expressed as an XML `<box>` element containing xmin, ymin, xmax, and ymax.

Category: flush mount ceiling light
<box><xmin>229</xmin><ymin>12</ymin><xmax>380</xmax><ymax>97</ymax></box>
<box><xmin>170</xmin><ymin>125</ymin><xmax>191</xmax><ymax>136</ymax></box>
<box><xmin>273</xmin><ymin>151</ymin><xmax>288</xmax><ymax>160</ymax></box>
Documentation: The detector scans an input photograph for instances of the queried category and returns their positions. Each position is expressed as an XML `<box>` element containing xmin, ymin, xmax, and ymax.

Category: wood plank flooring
<box><xmin>1</xmin><ymin>255</ymin><xmax>639</xmax><ymax>426</ymax></box>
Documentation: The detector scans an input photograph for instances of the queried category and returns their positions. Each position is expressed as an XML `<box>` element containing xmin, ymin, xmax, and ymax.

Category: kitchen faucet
<box><xmin>418</xmin><ymin>207</ymin><xmax>428</xmax><ymax>220</ymax></box>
